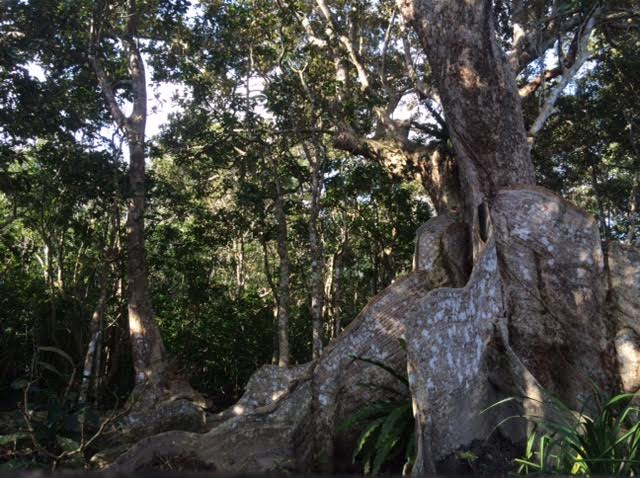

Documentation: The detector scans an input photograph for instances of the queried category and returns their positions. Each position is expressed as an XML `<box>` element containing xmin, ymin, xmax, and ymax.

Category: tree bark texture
<box><xmin>119</xmin><ymin>32</ymin><xmax>170</xmax><ymax>399</ymax></box>
<box><xmin>392</xmin><ymin>1</ymin><xmax>617</xmax><ymax>474</ymax></box>
<box><xmin>109</xmin><ymin>203</ymin><xmax>639</xmax><ymax>472</ymax></box>
<box><xmin>126</xmin><ymin>138</ymin><xmax>168</xmax><ymax>394</ymax></box>
<box><xmin>78</xmin><ymin>268</ymin><xmax>109</xmax><ymax>407</ymax></box>
<box><xmin>109</xmin><ymin>215</ymin><xmax>469</xmax><ymax>472</ymax></box>
<box><xmin>89</xmin><ymin>17</ymin><xmax>169</xmax><ymax>400</ymax></box>
<box><xmin>89</xmin><ymin>3</ymin><xmax>205</xmax><ymax>422</ymax></box>
<box><xmin>397</xmin><ymin>0</ymin><xmax>535</xmax><ymax>239</ymax></box>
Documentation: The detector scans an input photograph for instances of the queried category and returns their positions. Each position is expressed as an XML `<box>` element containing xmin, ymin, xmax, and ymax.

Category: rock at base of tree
<box><xmin>118</xmin><ymin>398</ymin><xmax>208</xmax><ymax>441</ymax></box>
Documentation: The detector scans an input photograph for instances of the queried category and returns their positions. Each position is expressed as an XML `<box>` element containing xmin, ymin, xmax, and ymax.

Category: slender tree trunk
<box><xmin>234</xmin><ymin>236</ymin><xmax>245</xmax><ymax>296</ymax></box>
<box><xmin>78</xmin><ymin>228</ymin><xmax>115</xmax><ymax>406</ymax></box>
<box><xmin>326</xmin><ymin>247</ymin><xmax>344</xmax><ymax>340</ymax></box>
<box><xmin>126</xmin><ymin>136</ymin><xmax>167</xmax><ymax>391</ymax></box>
<box><xmin>41</xmin><ymin>242</ymin><xmax>50</xmax><ymax>285</ymax></box>
<box><xmin>260</xmin><ymin>237</ymin><xmax>280</xmax><ymax>365</ymax></box>
<box><xmin>627</xmin><ymin>176</ymin><xmax>639</xmax><ymax>245</ymax></box>
<box><xmin>56</xmin><ymin>239</ymin><xmax>64</xmax><ymax>290</ymax></box>
<box><xmin>78</xmin><ymin>329</ymin><xmax>102</xmax><ymax>407</ymax></box>
<box><xmin>591</xmin><ymin>163</ymin><xmax>609</xmax><ymax>252</ymax></box>
<box><xmin>304</xmin><ymin>142</ymin><xmax>325</xmax><ymax>360</ymax></box>
<box><xmin>323</xmin><ymin>251</ymin><xmax>336</xmax><ymax>339</ymax></box>
<box><xmin>270</xmin><ymin>157</ymin><xmax>290</xmax><ymax>368</ymax></box>
<box><xmin>88</xmin><ymin>7</ymin><xmax>188</xmax><ymax>404</ymax></box>
<box><xmin>623</xmin><ymin>109</ymin><xmax>639</xmax><ymax>244</ymax></box>
<box><xmin>92</xmin><ymin>317</ymin><xmax>103</xmax><ymax>398</ymax></box>
<box><xmin>119</xmin><ymin>30</ymin><xmax>169</xmax><ymax>392</ymax></box>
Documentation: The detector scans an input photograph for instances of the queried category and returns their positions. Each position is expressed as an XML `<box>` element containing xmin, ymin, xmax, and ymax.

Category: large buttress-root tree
<box><xmin>397</xmin><ymin>0</ymin><xmax>618</xmax><ymax>473</ymax></box>
<box><xmin>111</xmin><ymin>0</ymin><xmax>640</xmax><ymax>473</ymax></box>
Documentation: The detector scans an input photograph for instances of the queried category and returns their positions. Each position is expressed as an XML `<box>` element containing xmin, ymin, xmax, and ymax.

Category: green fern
<box><xmin>338</xmin><ymin>353</ymin><xmax>415</xmax><ymax>475</ymax></box>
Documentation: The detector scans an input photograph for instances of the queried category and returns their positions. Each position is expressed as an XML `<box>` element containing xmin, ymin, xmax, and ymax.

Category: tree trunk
<box><xmin>78</xmin><ymin>270</ymin><xmax>109</xmax><ymax>407</ymax></box>
<box><xmin>260</xmin><ymin>237</ymin><xmax>280</xmax><ymax>365</ymax></box>
<box><xmin>121</xmin><ymin>131</ymin><xmax>206</xmax><ymax>434</ymax></box>
<box><xmin>398</xmin><ymin>0</ymin><xmax>535</xmax><ymax>253</ymax></box>
<box><xmin>126</xmin><ymin>137</ymin><xmax>167</xmax><ymax>396</ymax></box>
<box><xmin>234</xmin><ymin>236</ymin><xmax>245</xmax><ymax>296</ymax></box>
<box><xmin>304</xmin><ymin>142</ymin><xmax>325</xmax><ymax>360</ymax></box>
<box><xmin>324</xmin><ymin>248</ymin><xmax>340</xmax><ymax>340</ymax></box>
<box><xmin>332</xmin><ymin>129</ymin><xmax>462</xmax><ymax>215</ymax></box>
<box><xmin>394</xmin><ymin>1</ymin><xmax>616</xmax><ymax>474</ymax></box>
<box><xmin>270</xmin><ymin>156</ymin><xmax>290</xmax><ymax>368</ymax></box>
<box><xmin>110</xmin><ymin>214</ymin><xmax>470</xmax><ymax>472</ymax></box>
<box><xmin>88</xmin><ymin>4</ymin><xmax>205</xmax><ymax>434</ymax></box>
<box><xmin>78</xmin><ymin>331</ymin><xmax>101</xmax><ymax>407</ymax></box>
<box><xmin>119</xmin><ymin>30</ymin><xmax>169</xmax><ymax>398</ymax></box>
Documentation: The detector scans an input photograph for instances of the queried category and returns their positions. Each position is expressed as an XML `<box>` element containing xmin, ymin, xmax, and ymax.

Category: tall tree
<box><xmin>87</xmin><ymin>0</ymin><xmax>166</xmax><ymax>400</ymax></box>
<box><xmin>393</xmin><ymin>0</ymin><xmax>635</xmax><ymax>473</ymax></box>
<box><xmin>86</xmin><ymin>0</ymin><xmax>202</xmax><ymax>406</ymax></box>
<box><xmin>303</xmin><ymin>141</ymin><xmax>326</xmax><ymax>360</ymax></box>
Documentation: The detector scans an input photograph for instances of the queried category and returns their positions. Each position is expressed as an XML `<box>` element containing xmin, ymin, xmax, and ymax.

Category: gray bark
<box><xmin>78</xmin><ymin>265</ymin><xmax>109</xmax><ymax>407</ymax></box>
<box><xmin>397</xmin><ymin>0</ymin><xmax>535</xmax><ymax>250</ymax></box>
<box><xmin>121</xmin><ymin>36</ymin><xmax>168</xmax><ymax>396</ymax></box>
<box><xmin>109</xmin><ymin>214</ymin><xmax>466</xmax><ymax>472</ymax></box>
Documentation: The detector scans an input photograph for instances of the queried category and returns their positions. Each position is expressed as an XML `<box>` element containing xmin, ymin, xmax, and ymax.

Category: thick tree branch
<box><xmin>87</xmin><ymin>55</ymin><xmax>127</xmax><ymax>130</ymax></box>
<box><xmin>411</xmin><ymin>120</ymin><xmax>447</xmax><ymax>140</ymax></box>
<box><xmin>508</xmin><ymin>8</ymin><xmax>583</xmax><ymax>74</ymax></box>
<box><xmin>528</xmin><ymin>7</ymin><xmax>599</xmax><ymax>139</ymax></box>
<box><xmin>281</xmin><ymin>0</ymin><xmax>327</xmax><ymax>49</ymax></box>
<box><xmin>119</xmin><ymin>37</ymin><xmax>147</xmax><ymax>137</ymax></box>
<box><xmin>379</xmin><ymin>7</ymin><xmax>397</xmax><ymax>98</ymax></box>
